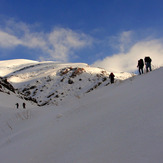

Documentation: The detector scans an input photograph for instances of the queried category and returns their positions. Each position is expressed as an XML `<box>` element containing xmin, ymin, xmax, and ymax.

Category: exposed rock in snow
<box><xmin>0</xmin><ymin>59</ymin><xmax>133</xmax><ymax>106</ymax></box>
<box><xmin>0</xmin><ymin>76</ymin><xmax>15</xmax><ymax>94</ymax></box>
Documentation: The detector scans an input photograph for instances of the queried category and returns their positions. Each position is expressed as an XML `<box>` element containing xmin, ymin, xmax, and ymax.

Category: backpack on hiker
<box><xmin>144</xmin><ymin>57</ymin><xmax>152</xmax><ymax>63</ymax></box>
<box><xmin>138</xmin><ymin>59</ymin><xmax>144</xmax><ymax>67</ymax></box>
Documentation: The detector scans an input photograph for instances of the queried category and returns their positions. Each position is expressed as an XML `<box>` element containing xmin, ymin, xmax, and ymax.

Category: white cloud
<box><xmin>0</xmin><ymin>20</ymin><xmax>92</xmax><ymax>62</ymax></box>
<box><xmin>47</xmin><ymin>28</ymin><xmax>92</xmax><ymax>61</ymax></box>
<box><xmin>1</xmin><ymin>20</ymin><xmax>163</xmax><ymax>71</ymax></box>
<box><xmin>22</xmin><ymin>33</ymin><xmax>47</xmax><ymax>49</ymax></box>
<box><xmin>0</xmin><ymin>31</ymin><xmax>22</xmax><ymax>47</ymax></box>
<box><xmin>119</xmin><ymin>31</ymin><xmax>133</xmax><ymax>53</ymax></box>
<box><xmin>93</xmin><ymin>39</ymin><xmax>163</xmax><ymax>72</ymax></box>
<box><xmin>108</xmin><ymin>30</ymin><xmax>134</xmax><ymax>53</ymax></box>
<box><xmin>0</xmin><ymin>21</ymin><xmax>48</xmax><ymax>50</ymax></box>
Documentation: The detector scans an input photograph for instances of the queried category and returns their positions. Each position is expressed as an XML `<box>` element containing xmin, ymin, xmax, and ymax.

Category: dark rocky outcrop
<box><xmin>0</xmin><ymin>77</ymin><xmax>15</xmax><ymax>93</ymax></box>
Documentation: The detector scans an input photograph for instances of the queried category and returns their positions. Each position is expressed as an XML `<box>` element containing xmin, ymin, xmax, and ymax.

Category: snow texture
<box><xmin>0</xmin><ymin>59</ymin><xmax>132</xmax><ymax>106</ymax></box>
<box><xmin>0</xmin><ymin>59</ymin><xmax>163</xmax><ymax>163</ymax></box>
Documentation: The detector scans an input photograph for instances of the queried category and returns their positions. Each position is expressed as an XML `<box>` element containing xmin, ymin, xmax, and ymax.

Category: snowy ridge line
<box><xmin>4</xmin><ymin>62</ymin><xmax>58</xmax><ymax>77</ymax></box>
<box><xmin>5</xmin><ymin>63</ymin><xmax>42</xmax><ymax>77</ymax></box>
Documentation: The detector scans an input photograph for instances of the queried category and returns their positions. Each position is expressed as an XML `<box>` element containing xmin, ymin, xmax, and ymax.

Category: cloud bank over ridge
<box><xmin>93</xmin><ymin>38</ymin><xmax>163</xmax><ymax>73</ymax></box>
<box><xmin>1</xmin><ymin>20</ymin><xmax>163</xmax><ymax>73</ymax></box>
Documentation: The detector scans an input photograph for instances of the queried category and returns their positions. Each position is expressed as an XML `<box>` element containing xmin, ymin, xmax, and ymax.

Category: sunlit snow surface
<box><xmin>0</xmin><ymin>59</ymin><xmax>133</xmax><ymax>106</ymax></box>
<box><xmin>0</xmin><ymin>59</ymin><xmax>162</xmax><ymax>163</ymax></box>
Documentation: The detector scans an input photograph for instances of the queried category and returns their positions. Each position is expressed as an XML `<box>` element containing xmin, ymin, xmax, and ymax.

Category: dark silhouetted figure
<box><xmin>16</xmin><ymin>103</ymin><xmax>19</xmax><ymax>109</ymax></box>
<box><xmin>23</xmin><ymin>102</ymin><xmax>26</xmax><ymax>109</ymax></box>
<box><xmin>137</xmin><ymin>59</ymin><xmax>144</xmax><ymax>75</ymax></box>
<box><xmin>144</xmin><ymin>56</ymin><xmax>152</xmax><ymax>72</ymax></box>
<box><xmin>109</xmin><ymin>72</ymin><xmax>115</xmax><ymax>84</ymax></box>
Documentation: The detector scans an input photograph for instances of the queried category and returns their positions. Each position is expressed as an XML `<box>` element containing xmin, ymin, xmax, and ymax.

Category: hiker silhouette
<box><xmin>23</xmin><ymin>102</ymin><xmax>26</xmax><ymax>109</ymax></box>
<box><xmin>144</xmin><ymin>56</ymin><xmax>152</xmax><ymax>72</ymax></box>
<box><xmin>137</xmin><ymin>59</ymin><xmax>144</xmax><ymax>75</ymax></box>
<box><xmin>15</xmin><ymin>103</ymin><xmax>19</xmax><ymax>109</ymax></box>
<box><xmin>109</xmin><ymin>72</ymin><xmax>115</xmax><ymax>84</ymax></box>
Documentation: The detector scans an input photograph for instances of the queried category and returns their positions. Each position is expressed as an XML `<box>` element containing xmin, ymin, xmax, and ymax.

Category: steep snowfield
<box><xmin>0</xmin><ymin>67</ymin><xmax>163</xmax><ymax>163</ymax></box>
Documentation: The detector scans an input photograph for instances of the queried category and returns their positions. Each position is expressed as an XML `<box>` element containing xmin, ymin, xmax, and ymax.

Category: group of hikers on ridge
<box><xmin>137</xmin><ymin>56</ymin><xmax>152</xmax><ymax>75</ymax></box>
<box><xmin>13</xmin><ymin>57</ymin><xmax>152</xmax><ymax>103</ymax></box>
<box><xmin>109</xmin><ymin>56</ymin><xmax>152</xmax><ymax>84</ymax></box>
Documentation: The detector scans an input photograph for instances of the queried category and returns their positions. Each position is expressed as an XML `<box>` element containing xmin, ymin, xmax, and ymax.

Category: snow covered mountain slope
<box><xmin>0</xmin><ymin>67</ymin><xmax>162</xmax><ymax>163</ymax></box>
<box><xmin>0</xmin><ymin>59</ymin><xmax>133</xmax><ymax>106</ymax></box>
<box><xmin>0</xmin><ymin>59</ymin><xmax>38</xmax><ymax>76</ymax></box>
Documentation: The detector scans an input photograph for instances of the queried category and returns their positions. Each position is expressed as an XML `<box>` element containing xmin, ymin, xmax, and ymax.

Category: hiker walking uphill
<box><xmin>109</xmin><ymin>72</ymin><xmax>115</xmax><ymax>84</ymax></box>
<box><xmin>23</xmin><ymin>102</ymin><xmax>26</xmax><ymax>109</ymax></box>
<box><xmin>144</xmin><ymin>56</ymin><xmax>152</xmax><ymax>72</ymax></box>
<box><xmin>137</xmin><ymin>59</ymin><xmax>144</xmax><ymax>75</ymax></box>
<box><xmin>15</xmin><ymin>103</ymin><xmax>19</xmax><ymax>109</ymax></box>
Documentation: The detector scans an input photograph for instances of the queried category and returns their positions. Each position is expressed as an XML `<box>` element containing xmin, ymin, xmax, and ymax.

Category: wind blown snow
<box><xmin>0</xmin><ymin>61</ymin><xmax>163</xmax><ymax>162</ymax></box>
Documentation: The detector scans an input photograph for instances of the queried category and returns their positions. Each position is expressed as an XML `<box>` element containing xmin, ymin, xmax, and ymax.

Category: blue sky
<box><xmin>1</xmin><ymin>0</ymin><xmax>163</xmax><ymax>72</ymax></box>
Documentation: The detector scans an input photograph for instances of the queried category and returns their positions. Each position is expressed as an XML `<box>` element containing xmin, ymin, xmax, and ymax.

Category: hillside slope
<box><xmin>0</xmin><ymin>59</ymin><xmax>132</xmax><ymax>106</ymax></box>
<box><xmin>0</xmin><ymin>67</ymin><xmax>162</xmax><ymax>163</ymax></box>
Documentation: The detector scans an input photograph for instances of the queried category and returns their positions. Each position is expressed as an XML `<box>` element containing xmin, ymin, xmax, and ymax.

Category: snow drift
<box><xmin>0</xmin><ymin>64</ymin><xmax>163</xmax><ymax>163</ymax></box>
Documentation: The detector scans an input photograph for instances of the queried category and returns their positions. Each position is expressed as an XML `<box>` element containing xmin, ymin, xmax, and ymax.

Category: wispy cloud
<box><xmin>119</xmin><ymin>31</ymin><xmax>134</xmax><ymax>53</ymax></box>
<box><xmin>1</xmin><ymin>20</ymin><xmax>163</xmax><ymax>72</ymax></box>
<box><xmin>93</xmin><ymin>36</ymin><xmax>163</xmax><ymax>72</ymax></box>
<box><xmin>0</xmin><ymin>20</ymin><xmax>93</xmax><ymax>62</ymax></box>
<box><xmin>0</xmin><ymin>31</ymin><xmax>22</xmax><ymax>47</ymax></box>
<box><xmin>46</xmin><ymin>28</ymin><xmax>92</xmax><ymax>61</ymax></box>
<box><xmin>108</xmin><ymin>30</ymin><xmax>134</xmax><ymax>53</ymax></box>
